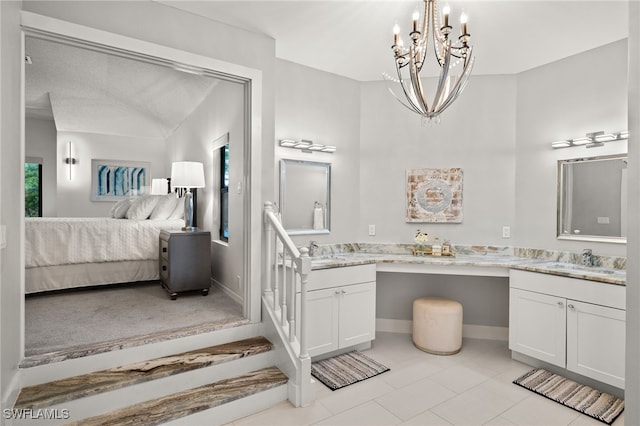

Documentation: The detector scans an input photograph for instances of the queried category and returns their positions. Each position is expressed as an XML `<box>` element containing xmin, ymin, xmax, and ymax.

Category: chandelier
<box><xmin>384</xmin><ymin>0</ymin><xmax>474</xmax><ymax>122</ymax></box>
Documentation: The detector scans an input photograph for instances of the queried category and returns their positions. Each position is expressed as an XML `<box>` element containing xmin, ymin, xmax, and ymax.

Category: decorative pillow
<box><xmin>150</xmin><ymin>193</ymin><xmax>179</xmax><ymax>220</ymax></box>
<box><xmin>110</xmin><ymin>199</ymin><xmax>132</xmax><ymax>219</ymax></box>
<box><xmin>168</xmin><ymin>197</ymin><xmax>185</xmax><ymax>219</ymax></box>
<box><xmin>125</xmin><ymin>195</ymin><xmax>162</xmax><ymax>220</ymax></box>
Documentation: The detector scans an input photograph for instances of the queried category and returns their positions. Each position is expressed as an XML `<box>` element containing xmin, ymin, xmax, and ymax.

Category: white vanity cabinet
<box><xmin>297</xmin><ymin>264</ymin><xmax>376</xmax><ymax>357</ymax></box>
<box><xmin>509</xmin><ymin>269</ymin><xmax>625</xmax><ymax>389</ymax></box>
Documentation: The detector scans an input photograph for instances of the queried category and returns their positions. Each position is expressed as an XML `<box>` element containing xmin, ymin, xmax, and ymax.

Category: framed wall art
<box><xmin>406</xmin><ymin>168</ymin><xmax>463</xmax><ymax>223</ymax></box>
<box><xmin>91</xmin><ymin>159</ymin><xmax>150</xmax><ymax>201</ymax></box>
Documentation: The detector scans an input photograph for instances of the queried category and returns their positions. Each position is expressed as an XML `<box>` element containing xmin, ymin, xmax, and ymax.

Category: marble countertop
<box><xmin>308</xmin><ymin>245</ymin><xmax>626</xmax><ymax>286</ymax></box>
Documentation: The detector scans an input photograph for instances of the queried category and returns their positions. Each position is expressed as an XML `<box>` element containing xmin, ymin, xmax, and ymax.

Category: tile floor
<box><xmin>230</xmin><ymin>332</ymin><xmax>624</xmax><ymax>426</ymax></box>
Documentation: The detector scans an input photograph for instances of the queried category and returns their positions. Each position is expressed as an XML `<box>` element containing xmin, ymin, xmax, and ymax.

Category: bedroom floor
<box><xmin>24</xmin><ymin>282</ymin><xmax>243</xmax><ymax>357</ymax></box>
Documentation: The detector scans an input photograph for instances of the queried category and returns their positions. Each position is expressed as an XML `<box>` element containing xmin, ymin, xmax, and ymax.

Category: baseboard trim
<box><xmin>212</xmin><ymin>279</ymin><xmax>242</xmax><ymax>305</ymax></box>
<box><xmin>375</xmin><ymin>319</ymin><xmax>508</xmax><ymax>341</ymax></box>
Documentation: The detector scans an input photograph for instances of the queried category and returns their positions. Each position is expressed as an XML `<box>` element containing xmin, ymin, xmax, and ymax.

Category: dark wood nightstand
<box><xmin>159</xmin><ymin>229</ymin><xmax>211</xmax><ymax>300</ymax></box>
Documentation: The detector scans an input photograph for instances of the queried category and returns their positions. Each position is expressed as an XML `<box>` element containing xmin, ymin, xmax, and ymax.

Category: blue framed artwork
<box><xmin>91</xmin><ymin>159</ymin><xmax>151</xmax><ymax>201</ymax></box>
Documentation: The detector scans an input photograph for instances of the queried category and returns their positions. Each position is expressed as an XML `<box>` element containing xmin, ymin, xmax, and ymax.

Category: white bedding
<box><xmin>25</xmin><ymin>217</ymin><xmax>184</xmax><ymax>267</ymax></box>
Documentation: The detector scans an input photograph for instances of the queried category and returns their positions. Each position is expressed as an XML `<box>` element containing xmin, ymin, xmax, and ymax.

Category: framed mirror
<box><xmin>557</xmin><ymin>154</ymin><xmax>627</xmax><ymax>243</ymax></box>
<box><xmin>280</xmin><ymin>159</ymin><xmax>331</xmax><ymax>235</ymax></box>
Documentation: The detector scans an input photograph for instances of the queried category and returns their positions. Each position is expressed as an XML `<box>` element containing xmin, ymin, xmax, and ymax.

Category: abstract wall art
<box><xmin>406</xmin><ymin>168</ymin><xmax>463</xmax><ymax>223</ymax></box>
<box><xmin>91</xmin><ymin>159</ymin><xmax>150</xmax><ymax>201</ymax></box>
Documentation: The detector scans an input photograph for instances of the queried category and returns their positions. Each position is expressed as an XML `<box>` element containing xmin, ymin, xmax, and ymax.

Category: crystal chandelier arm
<box><xmin>430</xmin><ymin>41</ymin><xmax>453</xmax><ymax>113</ymax></box>
<box><xmin>408</xmin><ymin>47</ymin><xmax>430</xmax><ymax>114</ymax></box>
<box><xmin>434</xmin><ymin>52</ymin><xmax>474</xmax><ymax>114</ymax></box>
<box><xmin>385</xmin><ymin>67</ymin><xmax>426</xmax><ymax>115</ymax></box>
<box><xmin>397</xmin><ymin>72</ymin><xmax>426</xmax><ymax>115</ymax></box>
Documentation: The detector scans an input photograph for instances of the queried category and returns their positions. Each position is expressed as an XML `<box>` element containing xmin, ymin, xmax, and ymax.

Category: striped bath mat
<box><xmin>311</xmin><ymin>351</ymin><xmax>390</xmax><ymax>391</ymax></box>
<box><xmin>513</xmin><ymin>368</ymin><xmax>624</xmax><ymax>425</ymax></box>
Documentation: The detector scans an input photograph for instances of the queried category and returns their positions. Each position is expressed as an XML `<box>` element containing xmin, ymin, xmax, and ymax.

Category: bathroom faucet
<box><xmin>582</xmin><ymin>249</ymin><xmax>594</xmax><ymax>267</ymax></box>
<box><xmin>309</xmin><ymin>241</ymin><xmax>319</xmax><ymax>257</ymax></box>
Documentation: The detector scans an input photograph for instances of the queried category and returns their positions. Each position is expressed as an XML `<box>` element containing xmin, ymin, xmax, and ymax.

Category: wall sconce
<box><xmin>63</xmin><ymin>141</ymin><xmax>76</xmax><ymax>180</ymax></box>
<box><xmin>552</xmin><ymin>130</ymin><xmax>629</xmax><ymax>149</ymax></box>
<box><xmin>279</xmin><ymin>139</ymin><xmax>336</xmax><ymax>153</ymax></box>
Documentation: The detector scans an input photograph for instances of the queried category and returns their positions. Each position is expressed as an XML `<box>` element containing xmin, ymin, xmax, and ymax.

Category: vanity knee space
<box><xmin>509</xmin><ymin>269</ymin><xmax>625</xmax><ymax>389</ymax></box>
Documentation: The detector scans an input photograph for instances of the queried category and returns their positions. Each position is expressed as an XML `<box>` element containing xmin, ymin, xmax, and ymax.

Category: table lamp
<box><xmin>170</xmin><ymin>161</ymin><xmax>205</xmax><ymax>231</ymax></box>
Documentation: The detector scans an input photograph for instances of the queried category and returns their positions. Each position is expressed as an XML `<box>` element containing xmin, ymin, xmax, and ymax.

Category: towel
<box><xmin>313</xmin><ymin>204</ymin><xmax>324</xmax><ymax>230</ymax></box>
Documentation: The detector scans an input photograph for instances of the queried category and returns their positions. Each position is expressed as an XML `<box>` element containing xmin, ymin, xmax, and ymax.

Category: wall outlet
<box><xmin>368</xmin><ymin>224</ymin><xmax>376</xmax><ymax>236</ymax></box>
<box><xmin>502</xmin><ymin>226</ymin><xmax>511</xmax><ymax>238</ymax></box>
<box><xmin>597</xmin><ymin>216</ymin><xmax>610</xmax><ymax>224</ymax></box>
<box><xmin>0</xmin><ymin>225</ymin><xmax>5</xmax><ymax>249</ymax></box>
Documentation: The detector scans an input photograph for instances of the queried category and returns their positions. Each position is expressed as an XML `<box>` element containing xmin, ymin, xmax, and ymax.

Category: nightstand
<box><xmin>159</xmin><ymin>229</ymin><xmax>211</xmax><ymax>300</ymax></box>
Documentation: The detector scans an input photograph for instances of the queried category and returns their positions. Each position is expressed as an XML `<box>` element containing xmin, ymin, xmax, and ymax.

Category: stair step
<box><xmin>67</xmin><ymin>366</ymin><xmax>288</xmax><ymax>426</ymax></box>
<box><xmin>15</xmin><ymin>336</ymin><xmax>273</xmax><ymax>410</ymax></box>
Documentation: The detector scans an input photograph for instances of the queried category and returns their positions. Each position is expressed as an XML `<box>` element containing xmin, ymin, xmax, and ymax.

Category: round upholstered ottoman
<box><xmin>412</xmin><ymin>297</ymin><xmax>463</xmax><ymax>355</ymax></box>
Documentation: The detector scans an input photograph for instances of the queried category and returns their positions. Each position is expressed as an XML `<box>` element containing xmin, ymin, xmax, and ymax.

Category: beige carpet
<box><xmin>25</xmin><ymin>281</ymin><xmax>243</xmax><ymax>357</ymax></box>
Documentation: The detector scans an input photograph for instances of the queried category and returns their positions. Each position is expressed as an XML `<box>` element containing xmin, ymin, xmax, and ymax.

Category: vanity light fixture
<box><xmin>279</xmin><ymin>139</ymin><xmax>336</xmax><ymax>154</ymax></box>
<box><xmin>551</xmin><ymin>130</ymin><xmax>629</xmax><ymax>149</ymax></box>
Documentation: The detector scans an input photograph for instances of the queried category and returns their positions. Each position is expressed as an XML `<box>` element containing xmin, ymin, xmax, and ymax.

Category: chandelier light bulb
<box><xmin>460</xmin><ymin>12</ymin><xmax>468</xmax><ymax>35</ymax></box>
<box><xmin>442</xmin><ymin>4</ymin><xmax>450</xmax><ymax>27</ymax></box>
<box><xmin>412</xmin><ymin>10</ymin><xmax>420</xmax><ymax>32</ymax></box>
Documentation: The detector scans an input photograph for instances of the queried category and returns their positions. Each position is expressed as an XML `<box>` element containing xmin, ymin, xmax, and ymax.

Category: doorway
<box><xmin>21</xmin><ymin>17</ymin><xmax>262</xmax><ymax>363</ymax></box>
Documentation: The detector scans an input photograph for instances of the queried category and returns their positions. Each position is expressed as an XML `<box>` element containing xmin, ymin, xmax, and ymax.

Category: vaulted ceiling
<box><xmin>25</xmin><ymin>1</ymin><xmax>629</xmax><ymax>138</ymax></box>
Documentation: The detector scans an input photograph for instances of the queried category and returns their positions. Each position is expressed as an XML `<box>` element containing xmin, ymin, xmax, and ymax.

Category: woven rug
<box><xmin>513</xmin><ymin>368</ymin><xmax>624</xmax><ymax>425</ymax></box>
<box><xmin>311</xmin><ymin>351</ymin><xmax>390</xmax><ymax>391</ymax></box>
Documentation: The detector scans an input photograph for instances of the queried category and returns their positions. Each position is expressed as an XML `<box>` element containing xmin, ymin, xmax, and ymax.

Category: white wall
<box><xmin>1</xmin><ymin>0</ymin><xmax>24</xmax><ymax>412</ymax></box>
<box><xmin>359</xmin><ymin>75</ymin><xmax>518</xmax><ymax>246</ymax></box>
<box><xmin>55</xmin><ymin>131</ymin><xmax>167</xmax><ymax>217</ymax></box>
<box><xmin>625</xmin><ymin>2</ymin><xmax>640</xmax><ymax>423</ymax></box>
<box><xmin>165</xmin><ymin>79</ymin><xmax>245</xmax><ymax>299</ymax></box>
<box><xmin>515</xmin><ymin>39</ymin><xmax>628</xmax><ymax>257</ymax></box>
<box><xmin>25</xmin><ymin>118</ymin><xmax>57</xmax><ymax>216</ymax></box>
<box><xmin>274</xmin><ymin>59</ymin><xmax>361</xmax><ymax>245</ymax></box>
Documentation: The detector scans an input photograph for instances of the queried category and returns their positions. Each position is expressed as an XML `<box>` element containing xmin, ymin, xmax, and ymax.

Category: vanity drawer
<box><xmin>306</xmin><ymin>264</ymin><xmax>376</xmax><ymax>291</ymax></box>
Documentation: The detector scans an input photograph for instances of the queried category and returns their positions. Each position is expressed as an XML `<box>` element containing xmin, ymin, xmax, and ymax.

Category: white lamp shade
<box><xmin>171</xmin><ymin>161</ymin><xmax>205</xmax><ymax>188</ymax></box>
<box><xmin>150</xmin><ymin>178</ymin><xmax>169</xmax><ymax>195</ymax></box>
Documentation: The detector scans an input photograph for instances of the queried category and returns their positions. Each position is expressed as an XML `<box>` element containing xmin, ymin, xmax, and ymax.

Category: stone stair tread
<box><xmin>67</xmin><ymin>366</ymin><xmax>288</xmax><ymax>426</ymax></box>
<box><xmin>15</xmin><ymin>336</ymin><xmax>273</xmax><ymax>409</ymax></box>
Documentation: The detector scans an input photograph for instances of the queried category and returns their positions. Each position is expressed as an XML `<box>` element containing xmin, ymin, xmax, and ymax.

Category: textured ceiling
<box><xmin>25</xmin><ymin>37</ymin><xmax>221</xmax><ymax>139</ymax></box>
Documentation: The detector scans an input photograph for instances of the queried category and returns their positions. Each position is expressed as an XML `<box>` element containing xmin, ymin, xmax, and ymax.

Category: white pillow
<box><xmin>126</xmin><ymin>195</ymin><xmax>162</xmax><ymax>220</ymax></box>
<box><xmin>168</xmin><ymin>197</ymin><xmax>185</xmax><ymax>219</ymax></box>
<box><xmin>150</xmin><ymin>193</ymin><xmax>179</xmax><ymax>220</ymax></box>
<box><xmin>110</xmin><ymin>199</ymin><xmax>132</xmax><ymax>219</ymax></box>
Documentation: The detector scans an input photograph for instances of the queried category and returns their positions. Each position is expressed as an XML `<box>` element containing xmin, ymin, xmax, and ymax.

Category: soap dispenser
<box><xmin>432</xmin><ymin>237</ymin><xmax>442</xmax><ymax>256</ymax></box>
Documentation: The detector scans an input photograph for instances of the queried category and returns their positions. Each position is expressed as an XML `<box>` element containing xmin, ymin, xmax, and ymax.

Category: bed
<box><xmin>25</xmin><ymin>194</ymin><xmax>186</xmax><ymax>294</ymax></box>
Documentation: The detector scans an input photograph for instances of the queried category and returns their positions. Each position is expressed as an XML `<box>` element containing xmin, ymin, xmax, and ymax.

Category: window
<box><xmin>220</xmin><ymin>144</ymin><xmax>229</xmax><ymax>241</ymax></box>
<box><xmin>25</xmin><ymin>160</ymin><xmax>43</xmax><ymax>217</ymax></box>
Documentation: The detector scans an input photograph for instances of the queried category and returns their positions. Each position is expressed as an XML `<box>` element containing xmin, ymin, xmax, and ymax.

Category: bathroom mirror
<box><xmin>557</xmin><ymin>154</ymin><xmax>627</xmax><ymax>243</ymax></box>
<box><xmin>279</xmin><ymin>159</ymin><xmax>331</xmax><ymax>235</ymax></box>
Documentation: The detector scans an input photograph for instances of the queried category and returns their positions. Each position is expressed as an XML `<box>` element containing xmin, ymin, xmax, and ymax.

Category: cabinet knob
<box><xmin>557</xmin><ymin>301</ymin><xmax>564</xmax><ymax>308</ymax></box>
<box><xmin>568</xmin><ymin>304</ymin><xmax>575</xmax><ymax>310</ymax></box>
<box><xmin>162</xmin><ymin>247</ymin><xmax>167</xmax><ymax>253</ymax></box>
<box><xmin>341</xmin><ymin>290</ymin><xmax>346</xmax><ymax>294</ymax></box>
<box><xmin>335</xmin><ymin>290</ymin><xmax>340</xmax><ymax>295</ymax></box>
<box><xmin>162</xmin><ymin>265</ymin><xmax>167</xmax><ymax>271</ymax></box>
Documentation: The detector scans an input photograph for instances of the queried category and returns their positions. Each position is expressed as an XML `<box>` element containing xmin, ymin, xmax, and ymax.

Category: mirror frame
<box><xmin>557</xmin><ymin>153</ymin><xmax>627</xmax><ymax>244</ymax></box>
<box><xmin>279</xmin><ymin>158</ymin><xmax>331</xmax><ymax>235</ymax></box>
